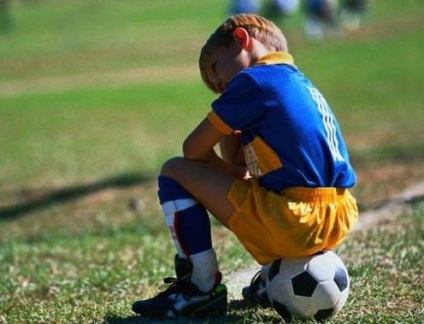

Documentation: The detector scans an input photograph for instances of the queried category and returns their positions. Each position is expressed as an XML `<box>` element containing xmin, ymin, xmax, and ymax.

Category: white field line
<box><xmin>353</xmin><ymin>179</ymin><xmax>424</xmax><ymax>231</ymax></box>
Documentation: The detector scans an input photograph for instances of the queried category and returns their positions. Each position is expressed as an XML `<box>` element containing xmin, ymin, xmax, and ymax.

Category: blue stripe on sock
<box><xmin>158</xmin><ymin>175</ymin><xmax>212</xmax><ymax>255</ymax></box>
<box><xmin>158</xmin><ymin>175</ymin><xmax>193</xmax><ymax>203</ymax></box>
<box><xmin>176</xmin><ymin>204</ymin><xmax>212</xmax><ymax>255</ymax></box>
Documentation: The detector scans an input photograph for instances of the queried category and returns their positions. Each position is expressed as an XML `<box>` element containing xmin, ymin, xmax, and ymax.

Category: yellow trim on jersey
<box><xmin>255</xmin><ymin>52</ymin><xmax>294</xmax><ymax>66</ymax></box>
<box><xmin>207</xmin><ymin>111</ymin><xmax>233</xmax><ymax>135</ymax></box>
<box><xmin>243</xmin><ymin>136</ymin><xmax>283</xmax><ymax>178</ymax></box>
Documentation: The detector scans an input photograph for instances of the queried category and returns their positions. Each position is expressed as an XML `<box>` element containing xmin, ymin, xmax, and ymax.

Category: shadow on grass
<box><xmin>104</xmin><ymin>300</ymin><xmax>280</xmax><ymax>324</ymax></box>
<box><xmin>0</xmin><ymin>172</ymin><xmax>152</xmax><ymax>220</ymax></box>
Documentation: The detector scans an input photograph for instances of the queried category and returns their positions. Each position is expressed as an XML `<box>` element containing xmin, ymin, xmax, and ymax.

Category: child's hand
<box><xmin>232</xmin><ymin>165</ymin><xmax>250</xmax><ymax>180</ymax></box>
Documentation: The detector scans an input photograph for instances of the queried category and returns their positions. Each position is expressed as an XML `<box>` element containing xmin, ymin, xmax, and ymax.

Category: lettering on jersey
<box><xmin>244</xmin><ymin>144</ymin><xmax>262</xmax><ymax>177</ymax></box>
<box><xmin>243</xmin><ymin>137</ymin><xmax>283</xmax><ymax>178</ymax></box>
<box><xmin>308</xmin><ymin>87</ymin><xmax>344</xmax><ymax>162</ymax></box>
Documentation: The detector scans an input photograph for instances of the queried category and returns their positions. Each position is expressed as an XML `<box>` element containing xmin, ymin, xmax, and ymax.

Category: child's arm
<box><xmin>183</xmin><ymin>118</ymin><xmax>247</xmax><ymax>178</ymax></box>
<box><xmin>183</xmin><ymin>118</ymin><xmax>223</xmax><ymax>161</ymax></box>
<box><xmin>219</xmin><ymin>131</ymin><xmax>245</xmax><ymax>166</ymax></box>
<box><xmin>219</xmin><ymin>132</ymin><xmax>249</xmax><ymax>179</ymax></box>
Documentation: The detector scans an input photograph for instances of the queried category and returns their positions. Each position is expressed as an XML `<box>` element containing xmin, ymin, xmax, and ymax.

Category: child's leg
<box><xmin>242</xmin><ymin>264</ymin><xmax>271</xmax><ymax>307</ymax></box>
<box><xmin>158</xmin><ymin>157</ymin><xmax>238</xmax><ymax>291</ymax></box>
<box><xmin>158</xmin><ymin>174</ymin><xmax>221</xmax><ymax>292</ymax></box>
<box><xmin>158</xmin><ymin>175</ymin><xmax>212</xmax><ymax>259</ymax></box>
<box><xmin>132</xmin><ymin>157</ymin><xmax>236</xmax><ymax>318</ymax></box>
<box><xmin>160</xmin><ymin>157</ymin><xmax>236</xmax><ymax>227</ymax></box>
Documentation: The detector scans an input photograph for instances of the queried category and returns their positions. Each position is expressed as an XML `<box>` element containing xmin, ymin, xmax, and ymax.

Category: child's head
<box><xmin>199</xmin><ymin>14</ymin><xmax>288</xmax><ymax>93</ymax></box>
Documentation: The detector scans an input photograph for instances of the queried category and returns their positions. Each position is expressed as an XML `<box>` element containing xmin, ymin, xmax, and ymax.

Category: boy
<box><xmin>304</xmin><ymin>0</ymin><xmax>340</xmax><ymax>39</ymax></box>
<box><xmin>132</xmin><ymin>14</ymin><xmax>358</xmax><ymax>319</ymax></box>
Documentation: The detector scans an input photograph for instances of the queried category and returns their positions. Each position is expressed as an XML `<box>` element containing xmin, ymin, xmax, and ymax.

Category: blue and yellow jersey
<box><xmin>208</xmin><ymin>52</ymin><xmax>356</xmax><ymax>192</ymax></box>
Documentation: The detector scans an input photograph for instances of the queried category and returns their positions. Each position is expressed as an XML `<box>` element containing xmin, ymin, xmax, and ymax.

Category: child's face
<box><xmin>206</xmin><ymin>44</ymin><xmax>252</xmax><ymax>93</ymax></box>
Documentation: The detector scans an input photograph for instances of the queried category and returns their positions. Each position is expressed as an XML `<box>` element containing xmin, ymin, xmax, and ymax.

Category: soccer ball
<box><xmin>266</xmin><ymin>251</ymin><xmax>350</xmax><ymax>321</ymax></box>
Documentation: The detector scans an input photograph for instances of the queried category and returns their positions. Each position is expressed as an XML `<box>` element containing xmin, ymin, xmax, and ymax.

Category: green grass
<box><xmin>1</xmin><ymin>204</ymin><xmax>423</xmax><ymax>323</ymax></box>
<box><xmin>0</xmin><ymin>0</ymin><xmax>423</xmax><ymax>322</ymax></box>
<box><xmin>0</xmin><ymin>82</ymin><xmax>212</xmax><ymax>187</ymax></box>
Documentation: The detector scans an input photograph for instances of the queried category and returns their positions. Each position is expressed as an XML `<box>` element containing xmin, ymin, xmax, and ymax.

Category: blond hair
<box><xmin>199</xmin><ymin>14</ymin><xmax>288</xmax><ymax>92</ymax></box>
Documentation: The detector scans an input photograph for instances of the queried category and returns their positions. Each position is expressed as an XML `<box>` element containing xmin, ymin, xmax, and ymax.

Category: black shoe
<box><xmin>132</xmin><ymin>256</ymin><xmax>228</xmax><ymax>319</ymax></box>
<box><xmin>242</xmin><ymin>270</ymin><xmax>271</xmax><ymax>308</ymax></box>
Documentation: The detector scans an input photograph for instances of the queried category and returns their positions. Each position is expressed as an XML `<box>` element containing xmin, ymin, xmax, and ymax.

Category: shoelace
<box><xmin>250</xmin><ymin>271</ymin><xmax>268</xmax><ymax>299</ymax></box>
<box><xmin>250</xmin><ymin>271</ymin><xmax>263</xmax><ymax>288</ymax></box>
<box><xmin>160</xmin><ymin>277</ymin><xmax>198</xmax><ymax>296</ymax></box>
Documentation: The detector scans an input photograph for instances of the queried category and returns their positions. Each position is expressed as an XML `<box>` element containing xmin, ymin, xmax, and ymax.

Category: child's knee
<box><xmin>160</xmin><ymin>156</ymin><xmax>184</xmax><ymax>177</ymax></box>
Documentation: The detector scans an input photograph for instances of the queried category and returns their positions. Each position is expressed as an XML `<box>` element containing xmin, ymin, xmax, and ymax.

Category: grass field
<box><xmin>0</xmin><ymin>0</ymin><xmax>423</xmax><ymax>323</ymax></box>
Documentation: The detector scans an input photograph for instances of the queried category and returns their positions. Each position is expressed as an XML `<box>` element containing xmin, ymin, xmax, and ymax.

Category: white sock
<box><xmin>190</xmin><ymin>249</ymin><xmax>219</xmax><ymax>293</ymax></box>
<box><xmin>161</xmin><ymin>198</ymin><xmax>198</xmax><ymax>259</ymax></box>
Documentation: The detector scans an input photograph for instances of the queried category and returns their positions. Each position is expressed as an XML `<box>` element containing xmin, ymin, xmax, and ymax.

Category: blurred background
<box><xmin>0</xmin><ymin>1</ymin><xmax>423</xmax><ymax>322</ymax></box>
<box><xmin>0</xmin><ymin>0</ymin><xmax>423</xmax><ymax>236</ymax></box>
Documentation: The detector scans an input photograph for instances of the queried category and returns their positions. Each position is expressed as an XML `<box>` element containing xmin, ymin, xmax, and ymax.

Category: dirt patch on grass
<box><xmin>0</xmin><ymin>64</ymin><xmax>199</xmax><ymax>98</ymax></box>
<box><xmin>354</xmin><ymin>178</ymin><xmax>424</xmax><ymax>231</ymax></box>
<box><xmin>353</xmin><ymin>160</ymin><xmax>424</xmax><ymax>208</ymax></box>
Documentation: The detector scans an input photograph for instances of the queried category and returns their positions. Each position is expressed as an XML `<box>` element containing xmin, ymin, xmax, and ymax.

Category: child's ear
<box><xmin>233</xmin><ymin>27</ymin><xmax>250</xmax><ymax>50</ymax></box>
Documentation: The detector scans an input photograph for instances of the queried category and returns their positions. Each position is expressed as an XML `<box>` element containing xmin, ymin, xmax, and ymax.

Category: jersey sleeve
<box><xmin>207</xmin><ymin>110</ymin><xmax>233</xmax><ymax>135</ymax></box>
<box><xmin>209</xmin><ymin>72</ymin><xmax>267</xmax><ymax>133</ymax></box>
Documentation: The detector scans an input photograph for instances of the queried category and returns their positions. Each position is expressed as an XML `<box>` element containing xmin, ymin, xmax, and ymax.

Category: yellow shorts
<box><xmin>227</xmin><ymin>178</ymin><xmax>358</xmax><ymax>265</ymax></box>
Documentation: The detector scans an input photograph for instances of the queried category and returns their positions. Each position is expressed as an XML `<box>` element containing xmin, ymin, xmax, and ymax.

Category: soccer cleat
<box><xmin>132</xmin><ymin>256</ymin><xmax>227</xmax><ymax>319</ymax></box>
<box><xmin>242</xmin><ymin>270</ymin><xmax>271</xmax><ymax>308</ymax></box>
